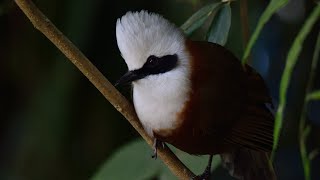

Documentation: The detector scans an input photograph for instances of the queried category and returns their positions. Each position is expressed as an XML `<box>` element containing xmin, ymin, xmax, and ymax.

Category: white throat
<box><xmin>116</xmin><ymin>11</ymin><xmax>191</xmax><ymax>137</ymax></box>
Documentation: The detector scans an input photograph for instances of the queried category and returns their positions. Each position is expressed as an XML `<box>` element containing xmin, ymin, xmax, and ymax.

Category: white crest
<box><xmin>116</xmin><ymin>11</ymin><xmax>191</xmax><ymax>137</ymax></box>
<box><xmin>116</xmin><ymin>11</ymin><xmax>185</xmax><ymax>70</ymax></box>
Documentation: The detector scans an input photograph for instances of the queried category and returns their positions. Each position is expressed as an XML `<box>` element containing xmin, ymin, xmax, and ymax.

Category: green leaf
<box><xmin>181</xmin><ymin>2</ymin><xmax>223</xmax><ymax>35</ymax></box>
<box><xmin>307</xmin><ymin>90</ymin><xmax>320</xmax><ymax>101</ymax></box>
<box><xmin>272</xmin><ymin>4</ymin><xmax>320</xmax><ymax>159</ymax></box>
<box><xmin>91</xmin><ymin>139</ymin><xmax>161</xmax><ymax>180</ymax></box>
<box><xmin>300</xmin><ymin>132</ymin><xmax>311</xmax><ymax>180</ymax></box>
<box><xmin>305</xmin><ymin>31</ymin><xmax>320</xmax><ymax>102</ymax></box>
<box><xmin>300</xmin><ymin>124</ymin><xmax>312</xmax><ymax>180</ymax></box>
<box><xmin>206</xmin><ymin>4</ymin><xmax>231</xmax><ymax>45</ymax></box>
<box><xmin>242</xmin><ymin>0</ymin><xmax>289</xmax><ymax>64</ymax></box>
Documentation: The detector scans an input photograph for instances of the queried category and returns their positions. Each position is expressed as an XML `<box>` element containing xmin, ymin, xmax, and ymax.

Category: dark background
<box><xmin>1</xmin><ymin>0</ymin><xmax>319</xmax><ymax>179</ymax></box>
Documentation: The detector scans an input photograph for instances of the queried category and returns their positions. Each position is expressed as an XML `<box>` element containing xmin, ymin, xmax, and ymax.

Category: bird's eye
<box><xmin>145</xmin><ymin>55</ymin><xmax>159</xmax><ymax>67</ymax></box>
<box><xmin>147</xmin><ymin>56</ymin><xmax>157</xmax><ymax>64</ymax></box>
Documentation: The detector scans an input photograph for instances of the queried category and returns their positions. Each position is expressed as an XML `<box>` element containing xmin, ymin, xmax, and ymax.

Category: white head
<box><xmin>116</xmin><ymin>11</ymin><xmax>186</xmax><ymax>70</ymax></box>
<box><xmin>116</xmin><ymin>11</ymin><xmax>191</xmax><ymax>136</ymax></box>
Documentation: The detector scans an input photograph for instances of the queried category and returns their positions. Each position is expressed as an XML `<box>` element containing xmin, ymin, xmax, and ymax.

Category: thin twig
<box><xmin>14</xmin><ymin>0</ymin><xmax>194</xmax><ymax>179</ymax></box>
<box><xmin>240</xmin><ymin>0</ymin><xmax>251</xmax><ymax>64</ymax></box>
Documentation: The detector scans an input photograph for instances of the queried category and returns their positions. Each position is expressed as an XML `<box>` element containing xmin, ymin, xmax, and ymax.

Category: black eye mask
<box><xmin>115</xmin><ymin>54</ymin><xmax>178</xmax><ymax>86</ymax></box>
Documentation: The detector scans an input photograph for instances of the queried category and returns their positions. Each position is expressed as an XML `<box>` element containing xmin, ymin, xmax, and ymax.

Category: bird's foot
<box><xmin>151</xmin><ymin>139</ymin><xmax>164</xmax><ymax>160</ymax></box>
<box><xmin>191</xmin><ymin>166</ymin><xmax>211</xmax><ymax>180</ymax></box>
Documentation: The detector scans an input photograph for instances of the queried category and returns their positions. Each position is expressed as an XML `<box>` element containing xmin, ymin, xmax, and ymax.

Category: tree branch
<box><xmin>14</xmin><ymin>0</ymin><xmax>194</xmax><ymax>179</ymax></box>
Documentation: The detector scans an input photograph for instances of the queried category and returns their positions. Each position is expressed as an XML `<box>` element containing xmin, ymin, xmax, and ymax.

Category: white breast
<box><xmin>132</xmin><ymin>59</ymin><xmax>191</xmax><ymax>137</ymax></box>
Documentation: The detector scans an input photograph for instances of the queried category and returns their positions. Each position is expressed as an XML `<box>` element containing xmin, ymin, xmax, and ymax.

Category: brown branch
<box><xmin>240</xmin><ymin>0</ymin><xmax>251</xmax><ymax>64</ymax></box>
<box><xmin>14</xmin><ymin>0</ymin><xmax>194</xmax><ymax>179</ymax></box>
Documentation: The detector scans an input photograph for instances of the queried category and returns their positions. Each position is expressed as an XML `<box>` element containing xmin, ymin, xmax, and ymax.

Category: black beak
<box><xmin>115</xmin><ymin>70</ymin><xmax>145</xmax><ymax>86</ymax></box>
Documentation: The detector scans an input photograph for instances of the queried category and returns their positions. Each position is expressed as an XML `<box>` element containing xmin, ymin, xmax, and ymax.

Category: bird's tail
<box><xmin>221</xmin><ymin>148</ymin><xmax>276</xmax><ymax>180</ymax></box>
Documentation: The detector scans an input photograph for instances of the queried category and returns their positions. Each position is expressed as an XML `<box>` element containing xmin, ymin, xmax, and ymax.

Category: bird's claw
<box><xmin>152</xmin><ymin>139</ymin><xmax>164</xmax><ymax>160</ymax></box>
<box><xmin>191</xmin><ymin>167</ymin><xmax>211</xmax><ymax>180</ymax></box>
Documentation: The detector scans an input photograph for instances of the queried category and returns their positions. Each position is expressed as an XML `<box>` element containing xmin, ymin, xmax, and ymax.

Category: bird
<box><xmin>115</xmin><ymin>10</ymin><xmax>276</xmax><ymax>180</ymax></box>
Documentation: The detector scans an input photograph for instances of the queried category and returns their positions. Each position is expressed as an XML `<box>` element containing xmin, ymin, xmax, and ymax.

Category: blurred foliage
<box><xmin>307</xmin><ymin>90</ymin><xmax>320</xmax><ymax>101</ymax></box>
<box><xmin>242</xmin><ymin>0</ymin><xmax>289</xmax><ymax>63</ymax></box>
<box><xmin>91</xmin><ymin>139</ymin><xmax>221</xmax><ymax>180</ymax></box>
<box><xmin>91</xmin><ymin>140</ymin><xmax>162</xmax><ymax>180</ymax></box>
<box><xmin>273</xmin><ymin>4</ymin><xmax>320</xmax><ymax>159</ymax></box>
<box><xmin>1</xmin><ymin>0</ymin><xmax>320</xmax><ymax>180</ymax></box>
<box><xmin>299</xmin><ymin>29</ymin><xmax>320</xmax><ymax>180</ymax></box>
<box><xmin>206</xmin><ymin>3</ymin><xmax>231</xmax><ymax>45</ymax></box>
<box><xmin>180</xmin><ymin>1</ymin><xmax>223</xmax><ymax>35</ymax></box>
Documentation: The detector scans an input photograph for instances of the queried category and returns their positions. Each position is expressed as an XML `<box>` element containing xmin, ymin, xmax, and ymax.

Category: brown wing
<box><xmin>175</xmin><ymin>41</ymin><xmax>274</xmax><ymax>154</ymax></box>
